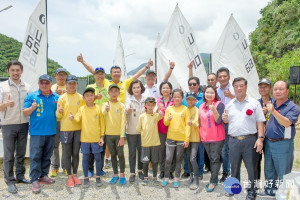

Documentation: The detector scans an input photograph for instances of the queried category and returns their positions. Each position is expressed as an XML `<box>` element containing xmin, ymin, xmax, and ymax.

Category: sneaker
<box><xmin>73</xmin><ymin>176</ymin><xmax>82</xmax><ymax>186</ymax></box>
<box><xmin>105</xmin><ymin>159</ymin><xmax>111</xmax><ymax>168</ymax></box>
<box><xmin>190</xmin><ymin>176</ymin><xmax>199</xmax><ymax>190</ymax></box>
<box><xmin>141</xmin><ymin>178</ymin><xmax>148</xmax><ymax>186</ymax></box>
<box><xmin>129</xmin><ymin>174</ymin><xmax>136</xmax><ymax>183</ymax></box>
<box><xmin>109</xmin><ymin>176</ymin><xmax>119</xmax><ymax>185</ymax></box>
<box><xmin>138</xmin><ymin>171</ymin><xmax>144</xmax><ymax>180</ymax></box>
<box><xmin>8</xmin><ymin>183</ymin><xmax>18</xmax><ymax>194</ymax></box>
<box><xmin>39</xmin><ymin>176</ymin><xmax>55</xmax><ymax>184</ymax></box>
<box><xmin>159</xmin><ymin>171</ymin><xmax>164</xmax><ymax>179</ymax></box>
<box><xmin>88</xmin><ymin>170</ymin><xmax>94</xmax><ymax>178</ymax></box>
<box><xmin>246</xmin><ymin>189</ymin><xmax>257</xmax><ymax>200</ymax></box>
<box><xmin>67</xmin><ymin>178</ymin><xmax>75</xmax><ymax>188</ymax></box>
<box><xmin>63</xmin><ymin>169</ymin><xmax>68</xmax><ymax>176</ymax></box>
<box><xmin>119</xmin><ymin>177</ymin><xmax>126</xmax><ymax>185</ymax></box>
<box><xmin>219</xmin><ymin>173</ymin><xmax>229</xmax><ymax>183</ymax></box>
<box><xmin>100</xmin><ymin>171</ymin><xmax>106</xmax><ymax>177</ymax></box>
<box><xmin>83</xmin><ymin>178</ymin><xmax>89</xmax><ymax>188</ymax></box>
<box><xmin>49</xmin><ymin>169</ymin><xmax>58</xmax><ymax>177</ymax></box>
<box><xmin>96</xmin><ymin>177</ymin><xmax>103</xmax><ymax>187</ymax></box>
<box><xmin>257</xmin><ymin>191</ymin><xmax>276</xmax><ymax>198</ymax></box>
<box><xmin>173</xmin><ymin>181</ymin><xmax>180</xmax><ymax>188</ymax></box>
<box><xmin>153</xmin><ymin>178</ymin><xmax>160</xmax><ymax>186</ymax></box>
<box><xmin>169</xmin><ymin>172</ymin><xmax>174</xmax><ymax>180</ymax></box>
<box><xmin>32</xmin><ymin>181</ymin><xmax>41</xmax><ymax>194</ymax></box>
<box><xmin>181</xmin><ymin>172</ymin><xmax>190</xmax><ymax>178</ymax></box>
<box><xmin>161</xmin><ymin>180</ymin><xmax>169</xmax><ymax>187</ymax></box>
<box><xmin>199</xmin><ymin>174</ymin><xmax>203</xmax><ymax>180</ymax></box>
<box><xmin>185</xmin><ymin>175</ymin><xmax>194</xmax><ymax>186</ymax></box>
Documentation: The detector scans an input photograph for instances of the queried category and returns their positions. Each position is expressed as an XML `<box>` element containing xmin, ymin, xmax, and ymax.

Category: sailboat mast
<box><xmin>46</xmin><ymin>0</ymin><xmax>48</xmax><ymax>74</ymax></box>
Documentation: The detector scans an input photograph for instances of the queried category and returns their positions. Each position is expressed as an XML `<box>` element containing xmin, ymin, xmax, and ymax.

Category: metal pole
<box><xmin>155</xmin><ymin>47</ymin><xmax>157</xmax><ymax>84</ymax></box>
<box><xmin>46</xmin><ymin>0</ymin><xmax>48</xmax><ymax>74</ymax></box>
<box><xmin>0</xmin><ymin>5</ymin><xmax>12</xmax><ymax>13</ymax></box>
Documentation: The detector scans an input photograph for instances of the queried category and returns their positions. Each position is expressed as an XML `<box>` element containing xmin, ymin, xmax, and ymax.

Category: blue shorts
<box><xmin>81</xmin><ymin>142</ymin><xmax>103</xmax><ymax>154</ymax></box>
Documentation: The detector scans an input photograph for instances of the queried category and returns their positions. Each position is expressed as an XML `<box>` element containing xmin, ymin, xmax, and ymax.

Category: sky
<box><xmin>0</xmin><ymin>0</ymin><xmax>270</xmax><ymax>77</ymax></box>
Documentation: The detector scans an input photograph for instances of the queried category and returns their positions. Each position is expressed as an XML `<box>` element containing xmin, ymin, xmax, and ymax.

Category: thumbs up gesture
<box><xmin>146</xmin><ymin>59</ymin><xmax>153</xmax><ymax>68</ymax></box>
<box><xmin>31</xmin><ymin>99</ymin><xmax>37</xmax><ymax>111</ymax></box>
<box><xmin>58</xmin><ymin>104</ymin><xmax>63</xmax><ymax>114</ymax></box>
<box><xmin>187</xmin><ymin>61</ymin><xmax>194</xmax><ymax>69</ymax></box>
<box><xmin>266</xmin><ymin>101</ymin><xmax>274</xmax><ymax>113</ymax></box>
<box><xmin>77</xmin><ymin>53</ymin><xmax>84</xmax><ymax>63</ymax></box>
<box><xmin>168</xmin><ymin>112</ymin><xmax>172</xmax><ymax>121</ymax></box>
<box><xmin>209</xmin><ymin>104</ymin><xmax>216</xmax><ymax>112</ymax></box>
<box><xmin>5</xmin><ymin>95</ymin><xmax>14</xmax><ymax>107</ymax></box>
<box><xmin>224</xmin><ymin>88</ymin><xmax>232</xmax><ymax>98</ymax></box>
<box><xmin>127</xmin><ymin>103</ymin><xmax>133</xmax><ymax>114</ymax></box>
<box><xmin>169</xmin><ymin>60</ymin><xmax>175</xmax><ymax>69</ymax></box>
<box><xmin>69</xmin><ymin>112</ymin><xmax>74</xmax><ymax>120</ymax></box>
<box><xmin>105</xmin><ymin>101</ymin><xmax>110</xmax><ymax>112</ymax></box>
<box><xmin>188</xmin><ymin>116</ymin><xmax>193</xmax><ymax>126</ymax></box>
<box><xmin>222</xmin><ymin>109</ymin><xmax>228</xmax><ymax>123</ymax></box>
<box><xmin>95</xmin><ymin>91</ymin><xmax>102</xmax><ymax>100</ymax></box>
<box><xmin>55</xmin><ymin>86</ymin><xmax>62</xmax><ymax>95</ymax></box>
<box><xmin>262</xmin><ymin>103</ymin><xmax>268</xmax><ymax>114</ymax></box>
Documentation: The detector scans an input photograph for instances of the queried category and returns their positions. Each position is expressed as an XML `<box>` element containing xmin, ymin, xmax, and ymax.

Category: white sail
<box><xmin>156</xmin><ymin>4</ymin><xmax>207</xmax><ymax>92</ymax></box>
<box><xmin>114</xmin><ymin>26</ymin><xmax>127</xmax><ymax>80</ymax></box>
<box><xmin>212</xmin><ymin>14</ymin><xmax>260</xmax><ymax>99</ymax></box>
<box><xmin>19</xmin><ymin>0</ymin><xmax>47</xmax><ymax>90</ymax></box>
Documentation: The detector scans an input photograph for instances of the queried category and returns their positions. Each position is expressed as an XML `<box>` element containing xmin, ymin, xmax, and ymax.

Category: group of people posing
<box><xmin>0</xmin><ymin>55</ymin><xmax>299</xmax><ymax>200</ymax></box>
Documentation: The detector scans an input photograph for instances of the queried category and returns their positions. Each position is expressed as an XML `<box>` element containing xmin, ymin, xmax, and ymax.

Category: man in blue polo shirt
<box><xmin>259</xmin><ymin>80</ymin><xmax>299</xmax><ymax>197</ymax></box>
<box><xmin>182</xmin><ymin>76</ymin><xmax>204</xmax><ymax>181</ymax></box>
<box><xmin>23</xmin><ymin>74</ymin><xmax>59</xmax><ymax>194</ymax></box>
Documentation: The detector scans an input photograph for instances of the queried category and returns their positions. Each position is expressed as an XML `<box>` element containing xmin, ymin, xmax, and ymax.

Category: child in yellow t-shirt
<box><xmin>185</xmin><ymin>92</ymin><xmax>200</xmax><ymax>190</ymax></box>
<box><xmin>56</xmin><ymin>75</ymin><xmax>84</xmax><ymax>188</ymax></box>
<box><xmin>136</xmin><ymin>97</ymin><xmax>163</xmax><ymax>185</ymax></box>
<box><xmin>69</xmin><ymin>87</ymin><xmax>105</xmax><ymax>188</ymax></box>
<box><xmin>102</xmin><ymin>84</ymin><xmax>126</xmax><ymax>185</ymax></box>
<box><xmin>161</xmin><ymin>89</ymin><xmax>190</xmax><ymax>188</ymax></box>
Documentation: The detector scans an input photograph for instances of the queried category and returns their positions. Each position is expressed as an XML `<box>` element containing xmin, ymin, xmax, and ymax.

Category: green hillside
<box><xmin>0</xmin><ymin>33</ymin><xmax>63</xmax><ymax>77</ymax></box>
<box><xmin>250</xmin><ymin>0</ymin><xmax>300</xmax><ymax>81</ymax></box>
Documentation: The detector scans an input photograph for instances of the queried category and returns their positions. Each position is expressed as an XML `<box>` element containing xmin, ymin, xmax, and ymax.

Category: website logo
<box><xmin>223</xmin><ymin>177</ymin><xmax>242</xmax><ymax>195</ymax></box>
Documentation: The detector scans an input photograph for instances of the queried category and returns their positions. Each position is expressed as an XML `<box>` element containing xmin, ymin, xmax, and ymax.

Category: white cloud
<box><xmin>0</xmin><ymin>0</ymin><xmax>270</xmax><ymax>76</ymax></box>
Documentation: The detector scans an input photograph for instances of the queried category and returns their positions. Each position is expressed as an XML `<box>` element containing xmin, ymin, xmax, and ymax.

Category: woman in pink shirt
<box><xmin>156</xmin><ymin>81</ymin><xmax>174</xmax><ymax>179</ymax></box>
<box><xmin>199</xmin><ymin>85</ymin><xmax>225</xmax><ymax>192</ymax></box>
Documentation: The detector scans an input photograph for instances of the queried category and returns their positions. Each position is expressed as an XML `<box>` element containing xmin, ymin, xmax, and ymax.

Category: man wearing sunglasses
<box><xmin>182</xmin><ymin>62</ymin><xmax>205</xmax><ymax>181</ymax></box>
<box><xmin>23</xmin><ymin>74</ymin><xmax>59</xmax><ymax>194</ymax></box>
<box><xmin>77</xmin><ymin>53</ymin><xmax>153</xmax><ymax>104</ymax></box>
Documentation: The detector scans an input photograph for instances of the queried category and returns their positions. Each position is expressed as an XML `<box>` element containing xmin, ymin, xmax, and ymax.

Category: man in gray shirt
<box><xmin>222</xmin><ymin>77</ymin><xmax>265</xmax><ymax>200</ymax></box>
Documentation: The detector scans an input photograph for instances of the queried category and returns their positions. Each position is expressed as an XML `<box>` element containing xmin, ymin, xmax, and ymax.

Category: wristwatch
<box><xmin>258</xmin><ymin>135</ymin><xmax>265</xmax><ymax>139</ymax></box>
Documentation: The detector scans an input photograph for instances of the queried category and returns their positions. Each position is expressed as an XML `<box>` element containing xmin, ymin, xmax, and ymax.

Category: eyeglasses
<box><xmin>207</xmin><ymin>79</ymin><xmax>215</xmax><ymax>81</ymax></box>
<box><xmin>188</xmin><ymin>83</ymin><xmax>197</xmax><ymax>86</ymax></box>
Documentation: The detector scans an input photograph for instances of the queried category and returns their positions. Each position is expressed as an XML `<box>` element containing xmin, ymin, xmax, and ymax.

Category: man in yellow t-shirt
<box><xmin>77</xmin><ymin>53</ymin><xmax>153</xmax><ymax>103</ymax></box>
<box><xmin>50</xmin><ymin>68</ymin><xmax>68</xmax><ymax>177</ymax></box>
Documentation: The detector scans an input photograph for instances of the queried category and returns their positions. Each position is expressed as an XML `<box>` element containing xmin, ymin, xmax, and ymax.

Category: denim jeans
<box><xmin>30</xmin><ymin>135</ymin><xmax>55</xmax><ymax>182</ymax></box>
<box><xmin>183</xmin><ymin>151</ymin><xmax>190</xmax><ymax>173</ymax></box>
<box><xmin>221</xmin><ymin>126</ymin><xmax>230</xmax><ymax>174</ymax></box>
<box><xmin>196</xmin><ymin>142</ymin><xmax>205</xmax><ymax>175</ymax></box>
<box><xmin>264</xmin><ymin>139</ymin><xmax>294</xmax><ymax>195</ymax></box>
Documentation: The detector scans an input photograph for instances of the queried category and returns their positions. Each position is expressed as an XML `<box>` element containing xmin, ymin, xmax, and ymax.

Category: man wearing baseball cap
<box><xmin>77</xmin><ymin>53</ymin><xmax>153</xmax><ymax>103</ymax></box>
<box><xmin>23</xmin><ymin>74</ymin><xmax>59</xmax><ymax>194</ymax></box>
<box><xmin>50</xmin><ymin>68</ymin><xmax>68</xmax><ymax>177</ymax></box>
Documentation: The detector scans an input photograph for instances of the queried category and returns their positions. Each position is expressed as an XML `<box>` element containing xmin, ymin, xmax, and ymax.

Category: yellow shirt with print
<box><xmin>189</xmin><ymin>106</ymin><xmax>200</xmax><ymax>142</ymax></box>
<box><xmin>103</xmin><ymin>77</ymin><xmax>133</xmax><ymax>103</ymax></box>
<box><xmin>56</xmin><ymin>92</ymin><xmax>84</xmax><ymax>131</ymax></box>
<box><xmin>102</xmin><ymin>101</ymin><xmax>126</xmax><ymax>137</ymax></box>
<box><xmin>74</xmin><ymin>105</ymin><xmax>105</xmax><ymax>143</ymax></box>
<box><xmin>164</xmin><ymin>105</ymin><xmax>190</xmax><ymax>142</ymax></box>
<box><xmin>136</xmin><ymin>113</ymin><xmax>162</xmax><ymax>147</ymax></box>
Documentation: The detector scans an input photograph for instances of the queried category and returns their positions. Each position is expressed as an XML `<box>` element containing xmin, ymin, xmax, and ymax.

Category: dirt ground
<box><xmin>0</xmin><ymin>124</ymin><xmax>299</xmax><ymax>199</ymax></box>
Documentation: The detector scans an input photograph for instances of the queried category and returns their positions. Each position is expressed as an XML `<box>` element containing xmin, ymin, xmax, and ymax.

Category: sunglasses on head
<box><xmin>188</xmin><ymin>83</ymin><xmax>197</xmax><ymax>86</ymax></box>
